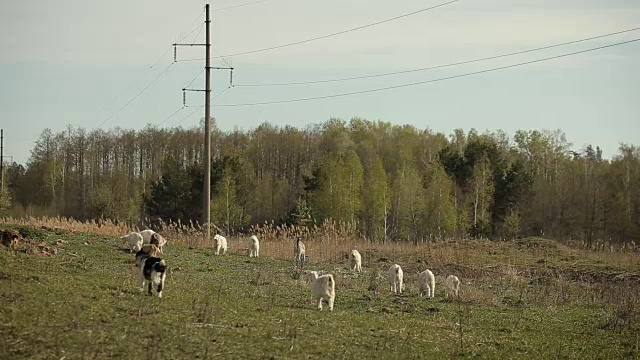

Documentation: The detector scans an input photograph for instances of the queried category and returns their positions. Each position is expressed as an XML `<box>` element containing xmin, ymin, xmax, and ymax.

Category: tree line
<box><xmin>1</xmin><ymin>118</ymin><xmax>638</xmax><ymax>245</ymax></box>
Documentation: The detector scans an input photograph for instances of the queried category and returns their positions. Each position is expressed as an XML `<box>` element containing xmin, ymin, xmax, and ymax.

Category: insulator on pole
<box><xmin>174</xmin><ymin>46</ymin><xmax>177</xmax><ymax>62</ymax></box>
<box><xmin>229</xmin><ymin>69</ymin><xmax>234</xmax><ymax>87</ymax></box>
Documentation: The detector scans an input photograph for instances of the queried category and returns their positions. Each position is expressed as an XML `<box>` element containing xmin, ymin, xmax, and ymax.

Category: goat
<box><xmin>445</xmin><ymin>275</ymin><xmax>461</xmax><ymax>298</ymax></box>
<box><xmin>388</xmin><ymin>264</ymin><xmax>404</xmax><ymax>294</ymax></box>
<box><xmin>149</xmin><ymin>233</ymin><xmax>167</xmax><ymax>254</ymax></box>
<box><xmin>248</xmin><ymin>235</ymin><xmax>260</xmax><ymax>257</ymax></box>
<box><xmin>294</xmin><ymin>237</ymin><xmax>306</xmax><ymax>267</ymax></box>
<box><xmin>213</xmin><ymin>234</ymin><xmax>228</xmax><ymax>255</ymax></box>
<box><xmin>139</xmin><ymin>229</ymin><xmax>156</xmax><ymax>244</ymax></box>
<box><xmin>135</xmin><ymin>249</ymin><xmax>167</xmax><ymax>298</ymax></box>
<box><xmin>349</xmin><ymin>250</ymin><xmax>362</xmax><ymax>272</ymax></box>
<box><xmin>140</xmin><ymin>243</ymin><xmax>161</xmax><ymax>258</ymax></box>
<box><xmin>418</xmin><ymin>269</ymin><xmax>435</xmax><ymax>298</ymax></box>
<box><xmin>122</xmin><ymin>232</ymin><xmax>144</xmax><ymax>253</ymax></box>
<box><xmin>309</xmin><ymin>271</ymin><xmax>335</xmax><ymax>311</ymax></box>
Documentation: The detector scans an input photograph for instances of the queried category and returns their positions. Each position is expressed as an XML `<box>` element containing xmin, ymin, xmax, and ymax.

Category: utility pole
<box><xmin>204</xmin><ymin>3</ymin><xmax>212</xmax><ymax>241</ymax></box>
<box><xmin>174</xmin><ymin>5</ymin><xmax>233</xmax><ymax>242</ymax></box>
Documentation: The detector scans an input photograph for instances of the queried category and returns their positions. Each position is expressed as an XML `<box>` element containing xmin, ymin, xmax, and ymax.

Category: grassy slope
<box><xmin>1</xmin><ymin>228</ymin><xmax>639</xmax><ymax>359</ymax></box>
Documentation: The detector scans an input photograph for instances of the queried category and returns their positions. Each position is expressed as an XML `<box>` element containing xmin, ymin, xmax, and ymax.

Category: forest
<box><xmin>1</xmin><ymin>117</ymin><xmax>638</xmax><ymax>245</ymax></box>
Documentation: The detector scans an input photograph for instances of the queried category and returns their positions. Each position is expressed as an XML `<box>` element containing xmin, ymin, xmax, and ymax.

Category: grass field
<box><xmin>1</xmin><ymin>224</ymin><xmax>640</xmax><ymax>359</ymax></box>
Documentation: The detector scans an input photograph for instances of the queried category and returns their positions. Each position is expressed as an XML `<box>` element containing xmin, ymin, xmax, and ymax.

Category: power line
<box><xmin>182</xmin><ymin>23</ymin><xmax>205</xmax><ymax>44</ymax></box>
<box><xmin>235</xmin><ymin>27</ymin><xmax>640</xmax><ymax>87</ymax></box>
<box><xmin>171</xmin><ymin>86</ymin><xmax>232</xmax><ymax>127</ymax></box>
<box><xmin>98</xmin><ymin>46</ymin><xmax>173</xmax><ymax>111</ymax></box>
<box><xmin>97</xmin><ymin>62</ymin><xmax>175</xmax><ymax>128</ymax></box>
<box><xmin>157</xmin><ymin>107</ymin><xmax>185</xmax><ymax>127</ymax></box>
<box><xmin>180</xmin><ymin>0</ymin><xmax>460</xmax><ymax>60</ymax></box>
<box><xmin>183</xmin><ymin>68</ymin><xmax>206</xmax><ymax>89</ymax></box>
<box><xmin>211</xmin><ymin>86</ymin><xmax>232</xmax><ymax>102</ymax></box>
<box><xmin>213</xmin><ymin>46</ymin><xmax>232</xmax><ymax>67</ymax></box>
<box><xmin>178</xmin><ymin>9</ymin><xmax>206</xmax><ymax>43</ymax></box>
<box><xmin>175</xmin><ymin>45</ymin><xmax>230</xmax><ymax>66</ymax></box>
<box><xmin>173</xmin><ymin>106</ymin><xmax>204</xmax><ymax>128</ymax></box>
<box><xmin>211</xmin><ymin>0</ymin><xmax>270</xmax><ymax>12</ymax></box>
<box><xmin>97</xmin><ymin>9</ymin><xmax>204</xmax><ymax>114</ymax></box>
<box><xmin>217</xmin><ymin>38</ymin><xmax>640</xmax><ymax>107</ymax></box>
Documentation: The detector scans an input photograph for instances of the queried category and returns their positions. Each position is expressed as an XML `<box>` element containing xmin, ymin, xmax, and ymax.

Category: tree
<box><xmin>0</xmin><ymin>187</ymin><xmax>11</xmax><ymax>215</ymax></box>
<box><xmin>289</xmin><ymin>196</ymin><xmax>313</xmax><ymax>227</ymax></box>
<box><xmin>361</xmin><ymin>156</ymin><xmax>390</xmax><ymax>243</ymax></box>
<box><xmin>144</xmin><ymin>157</ymin><xmax>203</xmax><ymax>223</ymax></box>
<box><xmin>501</xmin><ymin>208</ymin><xmax>521</xmax><ymax>240</ymax></box>
<box><xmin>211</xmin><ymin>168</ymin><xmax>243</xmax><ymax>233</ymax></box>
<box><xmin>423</xmin><ymin>164</ymin><xmax>457</xmax><ymax>239</ymax></box>
<box><xmin>310</xmin><ymin>149</ymin><xmax>363</xmax><ymax>224</ymax></box>
<box><xmin>7</xmin><ymin>118</ymin><xmax>639</xmax><ymax>244</ymax></box>
<box><xmin>470</xmin><ymin>153</ymin><xmax>494</xmax><ymax>237</ymax></box>
<box><xmin>391</xmin><ymin>161</ymin><xmax>424</xmax><ymax>242</ymax></box>
<box><xmin>493</xmin><ymin>155</ymin><xmax>532</xmax><ymax>236</ymax></box>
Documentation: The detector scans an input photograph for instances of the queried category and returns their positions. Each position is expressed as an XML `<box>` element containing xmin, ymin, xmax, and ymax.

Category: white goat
<box><xmin>349</xmin><ymin>250</ymin><xmax>362</xmax><ymax>272</ymax></box>
<box><xmin>213</xmin><ymin>234</ymin><xmax>228</xmax><ymax>255</ymax></box>
<box><xmin>294</xmin><ymin>237</ymin><xmax>306</xmax><ymax>267</ymax></box>
<box><xmin>388</xmin><ymin>264</ymin><xmax>404</xmax><ymax>294</ymax></box>
<box><xmin>445</xmin><ymin>275</ymin><xmax>461</xmax><ymax>298</ymax></box>
<box><xmin>309</xmin><ymin>271</ymin><xmax>335</xmax><ymax>311</ymax></box>
<box><xmin>418</xmin><ymin>269</ymin><xmax>436</xmax><ymax>298</ymax></box>
<box><xmin>248</xmin><ymin>235</ymin><xmax>260</xmax><ymax>257</ymax></box>
<box><xmin>122</xmin><ymin>232</ymin><xmax>143</xmax><ymax>253</ymax></box>
<box><xmin>140</xmin><ymin>229</ymin><xmax>156</xmax><ymax>244</ymax></box>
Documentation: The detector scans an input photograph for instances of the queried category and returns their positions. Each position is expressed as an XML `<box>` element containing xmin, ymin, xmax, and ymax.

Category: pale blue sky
<box><xmin>1</xmin><ymin>0</ymin><xmax>639</xmax><ymax>164</ymax></box>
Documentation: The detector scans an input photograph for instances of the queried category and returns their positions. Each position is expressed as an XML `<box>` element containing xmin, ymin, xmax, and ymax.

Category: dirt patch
<box><xmin>0</xmin><ymin>228</ymin><xmax>60</xmax><ymax>256</ymax></box>
<box><xmin>1</xmin><ymin>229</ymin><xmax>22</xmax><ymax>249</ymax></box>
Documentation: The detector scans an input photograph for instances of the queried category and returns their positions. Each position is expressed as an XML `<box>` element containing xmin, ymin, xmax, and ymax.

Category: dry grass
<box><xmin>3</xmin><ymin>216</ymin><xmax>639</xmax><ymax>269</ymax></box>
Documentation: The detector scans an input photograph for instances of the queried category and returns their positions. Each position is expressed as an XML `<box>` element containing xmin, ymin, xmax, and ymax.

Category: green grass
<box><xmin>1</xmin><ymin>227</ymin><xmax>639</xmax><ymax>359</ymax></box>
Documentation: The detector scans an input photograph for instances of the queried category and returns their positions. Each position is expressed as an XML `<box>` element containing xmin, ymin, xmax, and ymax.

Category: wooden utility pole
<box><xmin>204</xmin><ymin>3</ymin><xmax>212</xmax><ymax>241</ymax></box>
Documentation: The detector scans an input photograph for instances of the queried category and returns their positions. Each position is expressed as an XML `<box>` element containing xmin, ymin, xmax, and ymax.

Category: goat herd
<box><xmin>121</xmin><ymin>230</ymin><xmax>462</xmax><ymax>310</ymax></box>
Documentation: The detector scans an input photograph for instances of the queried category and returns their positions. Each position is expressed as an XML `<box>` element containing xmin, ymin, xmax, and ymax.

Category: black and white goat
<box><xmin>135</xmin><ymin>249</ymin><xmax>167</xmax><ymax>298</ymax></box>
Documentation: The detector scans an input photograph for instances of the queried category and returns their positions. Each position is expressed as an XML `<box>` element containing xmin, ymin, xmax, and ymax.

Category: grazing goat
<box><xmin>294</xmin><ymin>237</ymin><xmax>306</xmax><ymax>267</ymax></box>
<box><xmin>388</xmin><ymin>264</ymin><xmax>404</xmax><ymax>294</ymax></box>
<box><xmin>309</xmin><ymin>271</ymin><xmax>335</xmax><ymax>311</ymax></box>
<box><xmin>349</xmin><ymin>250</ymin><xmax>362</xmax><ymax>272</ymax></box>
<box><xmin>140</xmin><ymin>229</ymin><xmax>156</xmax><ymax>244</ymax></box>
<box><xmin>445</xmin><ymin>275</ymin><xmax>461</xmax><ymax>298</ymax></box>
<box><xmin>150</xmin><ymin>232</ymin><xmax>167</xmax><ymax>254</ymax></box>
<box><xmin>122</xmin><ymin>232</ymin><xmax>144</xmax><ymax>253</ymax></box>
<box><xmin>248</xmin><ymin>235</ymin><xmax>260</xmax><ymax>257</ymax></box>
<box><xmin>213</xmin><ymin>234</ymin><xmax>228</xmax><ymax>255</ymax></box>
<box><xmin>418</xmin><ymin>269</ymin><xmax>436</xmax><ymax>298</ymax></box>
<box><xmin>135</xmin><ymin>249</ymin><xmax>167</xmax><ymax>298</ymax></box>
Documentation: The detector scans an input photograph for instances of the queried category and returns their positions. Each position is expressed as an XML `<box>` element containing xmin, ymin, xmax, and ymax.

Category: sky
<box><xmin>1</xmin><ymin>0</ymin><xmax>639</xmax><ymax>164</ymax></box>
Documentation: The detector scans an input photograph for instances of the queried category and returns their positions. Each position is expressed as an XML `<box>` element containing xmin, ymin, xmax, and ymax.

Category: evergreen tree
<box><xmin>144</xmin><ymin>157</ymin><xmax>203</xmax><ymax>223</ymax></box>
